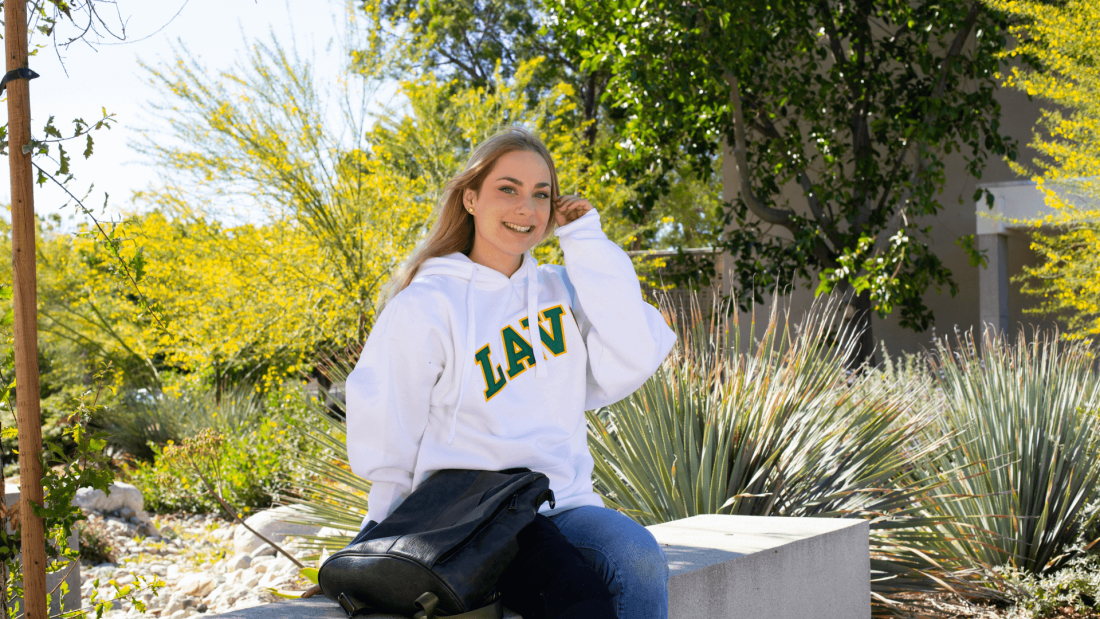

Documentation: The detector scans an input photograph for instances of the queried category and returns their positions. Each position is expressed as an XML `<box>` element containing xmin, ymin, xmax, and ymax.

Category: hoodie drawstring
<box><xmin>526</xmin><ymin>256</ymin><xmax>548</xmax><ymax>380</ymax></box>
<box><xmin>448</xmin><ymin>255</ymin><xmax>546</xmax><ymax>445</ymax></box>
<box><xmin>448</xmin><ymin>263</ymin><xmax>479</xmax><ymax>445</ymax></box>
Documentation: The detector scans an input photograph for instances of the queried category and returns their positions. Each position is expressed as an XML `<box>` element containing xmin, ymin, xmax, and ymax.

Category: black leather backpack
<box><xmin>318</xmin><ymin>468</ymin><xmax>555</xmax><ymax>618</ymax></box>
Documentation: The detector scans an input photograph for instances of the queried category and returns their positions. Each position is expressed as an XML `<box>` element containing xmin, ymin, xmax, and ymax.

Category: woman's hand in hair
<box><xmin>554</xmin><ymin>195</ymin><xmax>593</xmax><ymax>227</ymax></box>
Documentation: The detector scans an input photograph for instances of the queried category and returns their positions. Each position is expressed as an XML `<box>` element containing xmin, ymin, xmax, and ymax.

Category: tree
<box><xmin>554</xmin><ymin>0</ymin><xmax>1020</xmax><ymax>363</ymax></box>
<box><xmin>985</xmin><ymin>0</ymin><xmax>1100</xmax><ymax>337</ymax></box>
<box><xmin>45</xmin><ymin>36</ymin><xmax>641</xmax><ymax>394</ymax></box>
<box><xmin>359</xmin><ymin>0</ymin><xmax>609</xmax><ymax>145</ymax></box>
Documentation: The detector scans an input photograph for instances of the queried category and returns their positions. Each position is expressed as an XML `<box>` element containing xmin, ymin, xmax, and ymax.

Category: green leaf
<box><xmin>84</xmin><ymin>134</ymin><xmax>95</xmax><ymax>159</ymax></box>
<box><xmin>300</xmin><ymin>567</ymin><xmax>319</xmax><ymax>584</ymax></box>
<box><xmin>43</xmin><ymin>116</ymin><xmax>62</xmax><ymax>139</ymax></box>
<box><xmin>58</xmin><ymin>143</ymin><xmax>71</xmax><ymax>176</ymax></box>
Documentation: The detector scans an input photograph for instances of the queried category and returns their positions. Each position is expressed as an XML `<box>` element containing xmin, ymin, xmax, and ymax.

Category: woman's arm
<box><xmin>345</xmin><ymin>294</ymin><xmax>445</xmax><ymax>524</ymax></box>
<box><xmin>554</xmin><ymin>205</ymin><xmax>677</xmax><ymax>410</ymax></box>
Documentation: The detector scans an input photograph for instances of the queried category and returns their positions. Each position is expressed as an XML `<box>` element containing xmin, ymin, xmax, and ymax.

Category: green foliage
<box><xmin>78</xmin><ymin>519</ymin><xmax>116</xmax><ymax>565</ymax></box>
<box><xmin>124</xmin><ymin>385</ymin><xmax>311</xmax><ymax>515</ymax></box>
<box><xmin>552</xmin><ymin>0</ymin><xmax>1020</xmax><ymax>339</ymax></box>
<box><xmin>0</xmin><ymin>367</ymin><xmax>162</xmax><ymax>617</ymax></box>
<box><xmin>924</xmin><ymin>329</ymin><xmax>1100</xmax><ymax>574</ymax></box>
<box><xmin>587</xmin><ymin>295</ymin><xmax>998</xmax><ymax>610</ymax></box>
<box><xmin>1005</xmin><ymin>554</ymin><xmax>1100</xmax><ymax>617</ymax></box>
<box><xmin>279</xmin><ymin>353</ymin><xmax>370</xmax><ymax>553</ymax></box>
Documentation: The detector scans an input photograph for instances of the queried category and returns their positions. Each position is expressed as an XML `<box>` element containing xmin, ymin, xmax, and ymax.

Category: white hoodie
<box><xmin>346</xmin><ymin>209</ymin><xmax>677</xmax><ymax>525</ymax></box>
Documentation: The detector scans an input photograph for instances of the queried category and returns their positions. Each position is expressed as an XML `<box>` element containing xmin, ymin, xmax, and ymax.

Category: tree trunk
<box><xmin>5</xmin><ymin>2</ymin><xmax>48</xmax><ymax>618</ymax></box>
<box><xmin>847</xmin><ymin>290</ymin><xmax>877</xmax><ymax>371</ymax></box>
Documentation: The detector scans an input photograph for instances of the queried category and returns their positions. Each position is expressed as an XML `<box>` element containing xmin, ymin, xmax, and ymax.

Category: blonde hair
<box><xmin>383</xmin><ymin>126</ymin><xmax>561</xmax><ymax>303</ymax></box>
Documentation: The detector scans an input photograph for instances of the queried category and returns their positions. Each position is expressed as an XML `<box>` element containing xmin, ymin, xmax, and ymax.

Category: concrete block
<box><xmin>209</xmin><ymin>515</ymin><xmax>870</xmax><ymax>619</ymax></box>
<box><xmin>651</xmin><ymin>514</ymin><xmax>870</xmax><ymax>619</ymax></box>
<box><xmin>3</xmin><ymin>489</ymin><xmax>82</xmax><ymax>617</ymax></box>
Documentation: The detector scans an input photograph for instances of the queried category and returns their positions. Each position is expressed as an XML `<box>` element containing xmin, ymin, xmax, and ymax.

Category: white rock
<box><xmin>227</xmin><ymin>553</ymin><xmax>252</xmax><ymax>571</ymax></box>
<box><xmin>162</xmin><ymin>592</ymin><xmax>188</xmax><ymax>616</ymax></box>
<box><xmin>250</xmin><ymin>544</ymin><xmax>277</xmax><ymax>558</ymax></box>
<box><xmin>250</xmin><ymin>556</ymin><xmax>274</xmax><ymax>573</ymax></box>
<box><xmin>316</xmin><ymin>526</ymin><xmax>357</xmax><ymax>540</ymax></box>
<box><xmin>232</xmin><ymin>506</ymin><xmax>321</xmax><ymax>555</ymax></box>
<box><xmin>166</xmin><ymin>564</ymin><xmax>180</xmax><ymax>580</ymax></box>
<box><xmin>240</xmin><ymin>570</ymin><xmax>263</xmax><ymax>588</ymax></box>
<box><xmin>72</xmin><ymin>482</ymin><xmax>144</xmax><ymax>514</ymax></box>
<box><xmin>176</xmin><ymin>573</ymin><xmax>216</xmax><ymax>598</ymax></box>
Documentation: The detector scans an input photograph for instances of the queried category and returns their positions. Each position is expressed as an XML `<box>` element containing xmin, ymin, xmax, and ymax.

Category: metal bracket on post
<box><xmin>0</xmin><ymin>67</ymin><xmax>39</xmax><ymax>94</ymax></box>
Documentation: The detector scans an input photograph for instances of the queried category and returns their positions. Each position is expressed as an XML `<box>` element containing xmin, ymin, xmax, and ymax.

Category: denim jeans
<box><xmin>548</xmin><ymin>506</ymin><xmax>669</xmax><ymax>619</ymax></box>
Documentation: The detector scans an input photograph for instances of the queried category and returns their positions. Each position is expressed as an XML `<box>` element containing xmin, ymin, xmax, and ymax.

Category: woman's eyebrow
<box><xmin>496</xmin><ymin>176</ymin><xmax>551</xmax><ymax>189</ymax></box>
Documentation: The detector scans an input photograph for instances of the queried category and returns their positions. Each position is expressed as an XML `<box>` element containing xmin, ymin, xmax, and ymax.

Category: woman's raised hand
<box><xmin>554</xmin><ymin>195</ymin><xmax>593</xmax><ymax>227</ymax></box>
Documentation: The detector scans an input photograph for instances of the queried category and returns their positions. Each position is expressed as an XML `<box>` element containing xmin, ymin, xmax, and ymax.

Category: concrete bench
<box><xmin>210</xmin><ymin>514</ymin><xmax>870</xmax><ymax>619</ymax></box>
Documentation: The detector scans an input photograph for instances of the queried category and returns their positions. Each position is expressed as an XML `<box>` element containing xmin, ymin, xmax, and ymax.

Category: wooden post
<box><xmin>4</xmin><ymin>1</ymin><xmax>48</xmax><ymax>618</ymax></box>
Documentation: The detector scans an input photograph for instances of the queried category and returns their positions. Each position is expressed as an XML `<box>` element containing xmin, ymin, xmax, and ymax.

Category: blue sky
<box><xmin>1</xmin><ymin>0</ymin><xmax>376</xmax><ymax>228</ymax></box>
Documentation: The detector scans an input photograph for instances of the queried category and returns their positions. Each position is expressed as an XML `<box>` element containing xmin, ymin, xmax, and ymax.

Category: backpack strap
<box><xmin>336</xmin><ymin>592</ymin><xmax>376</xmax><ymax>617</ymax></box>
<box><xmin>413</xmin><ymin>592</ymin><xmax>504</xmax><ymax>619</ymax></box>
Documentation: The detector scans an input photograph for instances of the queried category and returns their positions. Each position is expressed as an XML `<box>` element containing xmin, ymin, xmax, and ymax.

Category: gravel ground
<box><xmin>79</xmin><ymin>511</ymin><xmax>317</xmax><ymax>619</ymax></box>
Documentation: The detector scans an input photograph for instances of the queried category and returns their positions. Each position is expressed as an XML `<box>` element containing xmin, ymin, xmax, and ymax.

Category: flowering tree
<box><xmin>986</xmin><ymin>0</ymin><xmax>1100</xmax><ymax>337</ymax></box>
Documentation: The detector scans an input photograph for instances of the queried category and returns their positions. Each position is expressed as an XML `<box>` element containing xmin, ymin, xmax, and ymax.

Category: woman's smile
<box><xmin>465</xmin><ymin>149</ymin><xmax>553</xmax><ymax>276</ymax></box>
<box><xmin>503</xmin><ymin>222</ymin><xmax>534</xmax><ymax>234</ymax></box>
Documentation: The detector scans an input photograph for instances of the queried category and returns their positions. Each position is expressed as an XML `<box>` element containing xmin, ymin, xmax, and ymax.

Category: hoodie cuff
<box><xmin>554</xmin><ymin>208</ymin><xmax>602</xmax><ymax>239</ymax></box>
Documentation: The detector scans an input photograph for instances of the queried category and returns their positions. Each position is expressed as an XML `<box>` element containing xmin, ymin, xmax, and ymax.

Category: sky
<box><xmin>0</xmin><ymin>0</ymin><xmax>372</xmax><ymax>229</ymax></box>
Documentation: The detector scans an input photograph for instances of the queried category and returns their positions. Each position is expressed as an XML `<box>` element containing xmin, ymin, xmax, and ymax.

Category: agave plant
<box><xmin>922</xmin><ymin>328</ymin><xmax>1100</xmax><ymax>575</ymax></box>
<box><xmin>102</xmin><ymin>385</ymin><xmax>265</xmax><ymax>460</ymax></box>
<box><xmin>587</xmin><ymin>294</ymin><xmax>1001</xmax><ymax>612</ymax></box>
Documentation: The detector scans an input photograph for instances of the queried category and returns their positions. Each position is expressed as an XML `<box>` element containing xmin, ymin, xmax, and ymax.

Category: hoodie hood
<box><xmin>416</xmin><ymin>252</ymin><xmax>548</xmax><ymax>444</ymax></box>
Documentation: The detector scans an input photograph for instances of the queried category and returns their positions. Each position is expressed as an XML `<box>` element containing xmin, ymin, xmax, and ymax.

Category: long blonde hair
<box><xmin>383</xmin><ymin>127</ymin><xmax>561</xmax><ymax>303</ymax></box>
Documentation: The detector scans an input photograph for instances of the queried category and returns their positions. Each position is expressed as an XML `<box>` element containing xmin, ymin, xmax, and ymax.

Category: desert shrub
<box><xmin>923</xmin><ymin>329</ymin><xmax>1100</xmax><ymax>575</ymax></box>
<box><xmin>586</xmin><ymin>295</ymin><xmax>998</xmax><ymax>611</ymax></box>
<box><xmin>124</xmin><ymin>383</ymin><xmax>313</xmax><ymax>514</ymax></box>
<box><xmin>77</xmin><ymin>520</ymin><xmax>116</xmax><ymax>565</ymax></box>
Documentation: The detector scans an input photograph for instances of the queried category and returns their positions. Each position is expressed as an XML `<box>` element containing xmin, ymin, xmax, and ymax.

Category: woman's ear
<box><xmin>463</xmin><ymin>188</ymin><xmax>476</xmax><ymax>210</ymax></box>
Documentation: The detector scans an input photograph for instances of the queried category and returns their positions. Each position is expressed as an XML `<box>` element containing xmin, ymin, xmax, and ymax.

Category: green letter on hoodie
<box><xmin>520</xmin><ymin>305</ymin><xmax>567</xmax><ymax>357</ymax></box>
<box><xmin>474</xmin><ymin>344</ymin><xmax>507</xmax><ymax>400</ymax></box>
<box><xmin>502</xmin><ymin>326</ymin><xmax>537</xmax><ymax>378</ymax></box>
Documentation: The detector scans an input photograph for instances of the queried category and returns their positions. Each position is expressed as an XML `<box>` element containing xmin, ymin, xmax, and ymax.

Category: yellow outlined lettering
<box><xmin>474</xmin><ymin>344</ymin><xmax>507</xmax><ymax>400</ymax></box>
<box><xmin>502</xmin><ymin>326</ymin><xmax>537</xmax><ymax>379</ymax></box>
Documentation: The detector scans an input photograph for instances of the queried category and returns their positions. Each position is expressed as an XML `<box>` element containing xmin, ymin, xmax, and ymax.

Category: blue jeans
<box><xmin>548</xmin><ymin>506</ymin><xmax>669</xmax><ymax>619</ymax></box>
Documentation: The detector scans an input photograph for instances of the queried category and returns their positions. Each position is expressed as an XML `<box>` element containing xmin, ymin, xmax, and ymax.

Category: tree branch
<box><xmin>856</xmin><ymin>1</ymin><xmax>982</xmax><ymax>233</ymax></box>
<box><xmin>192</xmin><ymin>464</ymin><xmax>305</xmax><ymax>570</ymax></box>
<box><xmin>725</xmin><ymin>71</ymin><xmax>795</xmax><ymax>226</ymax></box>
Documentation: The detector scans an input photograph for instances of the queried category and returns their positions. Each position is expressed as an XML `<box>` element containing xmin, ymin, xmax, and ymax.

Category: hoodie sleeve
<box><xmin>555</xmin><ymin>209</ymin><xmax>677</xmax><ymax>410</ymax></box>
<box><xmin>345</xmin><ymin>293</ymin><xmax>446</xmax><ymax>524</ymax></box>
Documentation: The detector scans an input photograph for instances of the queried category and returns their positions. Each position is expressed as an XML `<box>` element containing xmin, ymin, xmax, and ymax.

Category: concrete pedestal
<box><xmin>209</xmin><ymin>514</ymin><xmax>870</xmax><ymax>619</ymax></box>
<box><xmin>3</xmin><ymin>487</ymin><xmax>82</xmax><ymax>616</ymax></box>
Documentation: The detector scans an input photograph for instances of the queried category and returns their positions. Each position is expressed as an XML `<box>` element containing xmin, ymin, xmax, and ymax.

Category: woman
<box><xmin>346</xmin><ymin>127</ymin><xmax>676</xmax><ymax>618</ymax></box>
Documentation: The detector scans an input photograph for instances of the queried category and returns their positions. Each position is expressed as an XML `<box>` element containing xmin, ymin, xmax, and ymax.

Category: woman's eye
<box><xmin>500</xmin><ymin>186</ymin><xmax>516</xmax><ymax>194</ymax></box>
<box><xmin>535</xmin><ymin>192</ymin><xmax>550</xmax><ymax>199</ymax></box>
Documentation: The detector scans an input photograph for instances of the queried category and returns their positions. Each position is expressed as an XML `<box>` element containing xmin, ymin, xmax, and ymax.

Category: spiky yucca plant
<box><xmin>587</xmin><ymin>295</ymin><xmax>1000</xmax><ymax>612</ymax></box>
<box><xmin>923</xmin><ymin>328</ymin><xmax>1100</xmax><ymax>575</ymax></box>
<box><xmin>285</xmin><ymin>351</ymin><xmax>371</xmax><ymax>553</ymax></box>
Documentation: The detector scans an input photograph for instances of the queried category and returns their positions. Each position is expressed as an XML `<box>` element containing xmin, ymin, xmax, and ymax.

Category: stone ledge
<box><xmin>209</xmin><ymin>514</ymin><xmax>870</xmax><ymax>619</ymax></box>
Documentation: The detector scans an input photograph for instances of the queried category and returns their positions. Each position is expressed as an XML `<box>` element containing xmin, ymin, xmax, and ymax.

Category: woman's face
<box><xmin>464</xmin><ymin>150</ymin><xmax>553</xmax><ymax>276</ymax></box>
